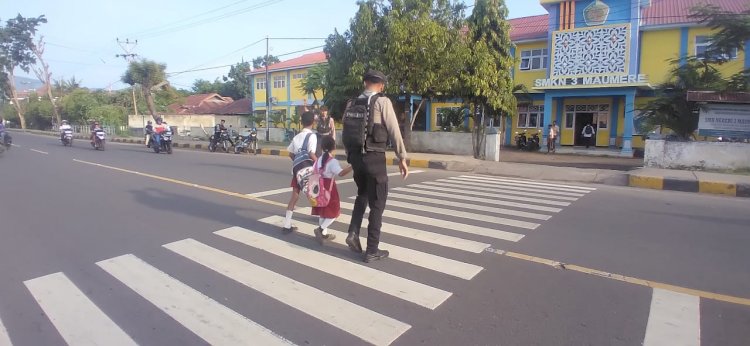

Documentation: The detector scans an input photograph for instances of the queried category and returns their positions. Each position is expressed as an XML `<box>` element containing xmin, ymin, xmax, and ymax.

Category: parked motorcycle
<box><xmin>92</xmin><ymin>129</ymin><xmax>106</xmax><ymax>151</ymax></box>
<box><xmin>209</xmin><ymin>130</ymin><xmax>232</xmax><ymax>153</ymax></box>
<box><xmin>234</xmin><ymin>129</ymin><xmax>259</xmax><ymax>154</ymax></box>
<box><xmin>61</xmin><ymin>129</ymin><xmax>74</xmax><ymax>146</ymax></box>
<box><xmin>151</xmin><ymin>130</ymin><xmax>173</xmax><ymax>154</ymax></box>
<box><xmin>515</xmin><ymin>131</ymin><xmax>540</xmax><ymax>151</ymax></box>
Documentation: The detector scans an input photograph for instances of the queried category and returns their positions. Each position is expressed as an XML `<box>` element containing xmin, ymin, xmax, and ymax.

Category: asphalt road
<box><xmin>0</xmin><ymin>132</ymin><xmax>748</xmax><ymax>346</ymax></box>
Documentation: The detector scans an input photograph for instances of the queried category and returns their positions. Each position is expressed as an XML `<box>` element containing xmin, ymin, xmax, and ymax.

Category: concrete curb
<box><xmin>627</xmin><ymin>173</ymin><xmax>750</xmax><ymax>198</ymax></box>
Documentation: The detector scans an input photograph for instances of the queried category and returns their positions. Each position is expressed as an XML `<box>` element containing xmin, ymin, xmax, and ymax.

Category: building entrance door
<box><xmin>575</xmin><ymin>112</ymin><xmax>595</xmax><ymax>146</ymax></box>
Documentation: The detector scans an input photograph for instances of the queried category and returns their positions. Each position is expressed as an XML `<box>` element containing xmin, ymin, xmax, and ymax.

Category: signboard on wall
<box><xmin>698</xmin><ymin>104</ymin><xmax>750</xmax><ymax>138</ymax></box>
<box><xmin>534</xmin><ymin>74</ymin><xmax>648</xmax><ymax>88</ymax></box>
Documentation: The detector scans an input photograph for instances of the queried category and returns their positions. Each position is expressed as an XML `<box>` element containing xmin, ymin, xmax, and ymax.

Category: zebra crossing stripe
<box><xmin>364</xmin><ymin>199</ymin><xmax>541</xmax><ymax>230</ymax></box>
<box><xmin>426</xmin><ymin>180</ymin><xmax>579</xmax><ymax>202</ymax></box>
<box><xmin>164</xmin><ymin>239</ymin><xmax>411</xmax><ymax>346</ymax></box>
<box><xmin>460</xmin><ymin>175</ymin><xmax>597</xmax><ymax>191</ymax></box>
<box><xmin>215</xmin><ymin>226</ymin><xmax>452</xmax><ymax>310</ymax></box>
<box><xmin>259</xmin><ymin>216</ymin><xmax>483</xmax><ymax>280</ymax></box>
<box><xmin>388</xmin><ymin>192</ymin><xmax>553</xmax><ymax>220</ymax></box>
<box><xmin>24</xmin><ymin>272</ymin><xmax>137</xmax><ymax>346</ymax></box>
<box><xmin>97</xmin><ymin>254</ymin><xmax>293</xmax><ymax>346</ymax></box>
<box><xmin>394</xmin><ymin>187</ymin><xmax>563</xmax><ymax>213</ymax></box>
<box><xmin>438</xmin><ymin>177</ymin><xmax>585</xmax><ymax>198</ymax></box>
<box><xmin>338</xmin><ymin>202</ymin><xmax>525</xmax><ymax>242</ymax></box>
<box><xmin>0</xmin><ymin>315</ymin><xmax>12</xmax><ymax>346</ymax></box>
<box><xmin>643</xmin><ymin>288</ymin><xmax>700</xmax><ymax>346</ymax></box>
<box><xmin>296</xmin><ymin>207</ymin><xmax>493</xmax><ymax>253</ymax></box>
<box><xmin>450</xmin><ymin>176</ymin><xmax>591</xmax><ymax>194</ymax></box>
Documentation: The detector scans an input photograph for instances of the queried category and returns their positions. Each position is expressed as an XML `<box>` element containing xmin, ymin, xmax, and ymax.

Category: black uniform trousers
<box><xmin>347</xmin><ymin>151</ymin><xmax>389</xmax><ymax>253</ymax></box>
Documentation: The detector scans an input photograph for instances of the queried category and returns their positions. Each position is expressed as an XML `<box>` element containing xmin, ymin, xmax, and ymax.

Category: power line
<box><xmin>125</xmin><ymin>0</ymin><xmax>252</xmax><ymax>37</ymax></box>
<box><xmin>135</xmin><ymin>0</ymin><xmax>285</xmax><ymax>40</ymax></box>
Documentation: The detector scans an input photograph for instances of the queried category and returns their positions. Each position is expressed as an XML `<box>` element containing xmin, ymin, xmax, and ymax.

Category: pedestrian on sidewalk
<box><xmin>342</xmin><ymin>70</ymin><xmax>409</xmax><ymax>263</ymax></box>
<box><xmin>582</xmin><ymin>123</ymin><xmax>596</xmax><ymax>149</ymax></box>
<box><xmin>311</xmin><ymin>136</ymin><xmax>353</xmax><ymax>244</ymax></box>
<box><xmin>281</xmin><ymin>111</ymin><xmax>318</xmax><ymax>233</ymax></box>
<box><xmin>547</xmin><ymin>121</ymin><xmax>559</xmax><ymax>153</ymax></box>
<box><xmin>315</xmin><ymin>106</ymin><xmax>335</xmax><ymax>156</ymax></box>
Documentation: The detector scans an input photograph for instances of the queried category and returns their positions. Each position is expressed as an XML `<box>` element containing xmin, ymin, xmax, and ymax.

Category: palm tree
<box><xmin>121</xmin><ymin>59</ymin><xmax>167</xmax><ymax>121</ymax></box>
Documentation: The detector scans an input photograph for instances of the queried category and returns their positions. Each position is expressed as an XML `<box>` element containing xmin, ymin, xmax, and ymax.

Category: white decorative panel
<box><xmin>551</xmin><ymin>24</ymin><xmax>630</xmax><ymax>78</ymax></box>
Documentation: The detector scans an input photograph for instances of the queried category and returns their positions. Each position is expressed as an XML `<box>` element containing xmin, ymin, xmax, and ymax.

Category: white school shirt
<box><xmin>317</xmin><ymin>156</ymin><xmax>343</xmax><ymax>179</ymax></box>
<box><xmin>287</xmin><ymin>128</ymin><xmax>317</xmax><ymax>156</ymax></box>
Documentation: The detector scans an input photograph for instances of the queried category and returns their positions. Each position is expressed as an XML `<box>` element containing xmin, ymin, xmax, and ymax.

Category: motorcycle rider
<box><xmin>59</xmin><ymin>120</ymin><xmax>72</xmax><ymax>141</ymax></box>
<box><xmin>213</xmin><ymin>119</ymin><xmax>234</xmax><ymax>147</ymax></box>
<box><xmin>90</xmin><ymin>121</ymin><xmax>102</xmax><ymax>145</ymax></box>
<box><xmin>152</xmin><ymin>117</ymin><xmax>169</xmax><ymax>147</ymax></box>
<box><xmin>145</xmin><ymin>120</ymin><xmax>154</xmax><ymax>147</ymax></box>
<box><xmin>0</xmin><ymin>117</ymin><xmax>6</xmax><ymax>144</ymax></box>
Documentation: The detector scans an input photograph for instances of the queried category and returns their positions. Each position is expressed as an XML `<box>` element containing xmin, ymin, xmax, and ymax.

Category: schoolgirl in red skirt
<box><xmin>312</xmin><ymin>136</ymin><xmax>352</xmax><ymax>243</ymax></box>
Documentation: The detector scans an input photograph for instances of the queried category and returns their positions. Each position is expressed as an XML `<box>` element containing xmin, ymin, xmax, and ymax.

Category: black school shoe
<box><xmin>363</xmin><ymin>249</ymin><xmax>389</xmax><ymax>263</ymax></box>
<box><xmin>345</xmin><ymin>232</ymin><xmax>363</xmax><ymax>253</ymax></box>
<box><xmin>314</xmin><ymin>227</ymin><xmax>336</xmax><ymax>244</ymax></box>
<box><xmin>281</xmin><ymin>226</ymin><xmax>298</xmax><ymax>234</ymax></box>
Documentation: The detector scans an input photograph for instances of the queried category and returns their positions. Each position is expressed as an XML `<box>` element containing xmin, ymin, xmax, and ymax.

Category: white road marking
<box><xmin>394</xmin><ymin>187</ymin><xmax>563</xmax><ymax>213</ymax></box>
<box><xmin>24</xmin><ymin>272</ymin><xmax>137</xmax><ymax>346</ymax></box>
<box><xmin>29</xmin><ymin>149</ymin><xmax>48</xmax><ymax>155</ymax></box>
<box><xmin>353</xmin><ymin>198</ymin><xmax>540</xmax><ymax>230</ymax></box>
<box><xmin>0</xmin><ymin>315</ymin><xmax>12</xmax><ymax>346</ymax></box>
<box><xmin>339</xmin><ymin>202</ymin><xmax>526</xmax><ymax>242</ymax></box>
<box><xmin>246</xmin><ymin>170</ymin><xmax>424</xmax><ymax>198</ymax></box>
<box><xmin>460</xmin><ymin>175</ymin><xmax>597</xmax><ymax>191</ymax></box>
<box><xmin>643</xmin><ymin>288</ymin><xmax>700</xmax><ymax>346</ymax></box>
<box><xmin>450</xmin><ymin>176</ymin><xmax>591</xmax><ymax>194</ymax></box>
<box><xmin>295</xmin><ymin>207</ymin><xmax>492</xmax><ymax>253</ymax></box>
<box><xmin>426</xmin><ymin>179</ymin><xmax>578</xmax><ymax>207</ymax></box>
<box><xmin>97</xmin><ymin>254</ymin><xmax>293</xmax><ymax>346</ymax></box>
<box><xmin>165</xmin><ymin>238</ymin><xmax>411</xmax><ymax>346</ymax></box>
<box><xmin>259</xmin><ymin>216</ymin><xmax>483</xmax><ymax>280</ymax></box>
<box><xmin>10</xmin><ymin>144</ymin><xmax>20</xmax><ymax>148</ymax></box>
<box><xmin>215</xmin><ymin>226</ymin><xmax>452</xmax><ymax>310</ymax></box>
<box><xmin>388</xmin><ymin>192</ymin><xmax>552</xmax><ymax>220</ymax></box>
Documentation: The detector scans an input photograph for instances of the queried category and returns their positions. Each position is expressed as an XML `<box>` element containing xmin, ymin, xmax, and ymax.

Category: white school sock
<box><xmin>320</xmin><ymin>218</ymin><xmax>336</xmax><ymax>235</ymax></box>
<box><xmin>283</xmin><ymin>210</ymin><xmax>293</xmax><ymax>228</ymax></box>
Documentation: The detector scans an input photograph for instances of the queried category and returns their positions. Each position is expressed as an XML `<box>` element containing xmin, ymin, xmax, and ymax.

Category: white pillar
<box><xmin>485</xmin><ymin>131</ymin><xmax>500</xmax><ymax>162</ymax></box>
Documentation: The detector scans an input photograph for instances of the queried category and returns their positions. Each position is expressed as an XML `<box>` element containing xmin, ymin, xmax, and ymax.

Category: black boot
<box><xmin>345</xmin><ymin>232</ymin><xmax>363</xmax><ymax>253</ymax></box>
<box><xmin>363</xmin><ymin>249</ymin><xmax>389</xmax><ymax>263</ymax></box>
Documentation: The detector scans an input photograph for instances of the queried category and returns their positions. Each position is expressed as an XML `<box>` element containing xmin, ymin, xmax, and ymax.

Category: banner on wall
<box><xmin>698</xmin><ymin>104</ymin><xmax>750</xmax><ymax>138</ymax></box>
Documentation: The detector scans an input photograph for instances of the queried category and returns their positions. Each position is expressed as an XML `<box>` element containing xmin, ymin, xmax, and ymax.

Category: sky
<box><xmin>2</xmin><ymin>0</ymin><xmax>547</xmax><ymax>91</ymax></box>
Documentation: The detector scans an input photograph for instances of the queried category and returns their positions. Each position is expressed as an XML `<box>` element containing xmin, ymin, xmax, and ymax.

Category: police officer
<box><xmin>345</xmin><ymin>70</ymin><xmax>409</xmax><ymax>263</ymax></box>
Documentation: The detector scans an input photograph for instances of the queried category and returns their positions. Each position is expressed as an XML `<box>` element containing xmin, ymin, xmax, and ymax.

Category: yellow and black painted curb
<box><xmin>628</xmin><ymin>174</ymin><xmax>750</xmax><ymax>198</ymax></box>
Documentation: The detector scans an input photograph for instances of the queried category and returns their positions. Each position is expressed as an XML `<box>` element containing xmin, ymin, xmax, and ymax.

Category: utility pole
<box><xmin>115</xmin><ymin>38</ymin><xmax>140</xmax><ymax>129</ymax></box>
<box><xmin>265</xmin><ymin>36</ymin><xmax>271</xmax><ymax>142</ymax></box>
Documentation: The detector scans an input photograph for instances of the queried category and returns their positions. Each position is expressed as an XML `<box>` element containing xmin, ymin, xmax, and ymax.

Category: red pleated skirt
<box><xmin>311</xmin><ymin>178</ymin><xmax>341</xmax><ymax>218</ymax></box>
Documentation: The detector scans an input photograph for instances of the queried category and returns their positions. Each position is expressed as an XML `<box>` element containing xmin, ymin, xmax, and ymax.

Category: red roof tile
<box><xmin>167</xmin><ymin>93</ymin><xmax>234</xmax><ymax>115</ymax></box>
<box><xmin>215</xmin><ymin>98</ymin><xmax>252</xmax><ymax>115</ymax></box>
<box><xmin>510</xmin><ymin>14</ymin><xmax>549</xmax><ymax>41</ymax></box>
<box><xmin>257</xmin><ymin>51</ymin><xmax>327</xmax><ymax>73</ymax></box>
<box><xmin>642</xmin><ymin>0</ymin><xmax>748</xmax><ymax>27</ymax></box>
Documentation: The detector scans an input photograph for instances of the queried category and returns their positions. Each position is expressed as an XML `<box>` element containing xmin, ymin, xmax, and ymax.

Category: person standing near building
<box><xmin>315</xmin><ymin>106</ymin><xmax>335</xmax><ymax>156</ymax></box>
<box><xmin>281</xmin><ymin>112</ymin><xmax>318</xmax><ymax>234</ymax></box>
<box><xmin>548</xmin><ymin>121</ymin><xmax>559</xmax><ymax>153</ymax></box>
<box><xmin>582</xmin><ymin>122</ymin><xmax>596</xmax><ymax>149</ymax></box>
<box><xmin>342</xmin><ymin>70</ymin><xmax>408</xmax><ymax>263</ymax></box>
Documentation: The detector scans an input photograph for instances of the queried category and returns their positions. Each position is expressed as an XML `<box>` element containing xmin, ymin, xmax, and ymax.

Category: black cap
<box><xmin>364</xmin><ymin>70</ymin><xmax>387</xmax><ymax>83</ymax></box>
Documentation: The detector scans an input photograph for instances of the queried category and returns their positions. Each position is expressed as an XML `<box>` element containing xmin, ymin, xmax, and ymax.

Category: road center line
<box><xmin>245</xmin><ymin>170</ymin><xmax>424</xmax><ymax>198</ymax></box>
<box><xmin>484</xmin><ymin>247</ymin><xmax>750</xmax><ymax>307</ymax></box>
<box><xmin>30</xmin><ymin>149</ymin><xmax>49</xmax><ymax>155</ymax></box>
<box><xmin>72</xmin><ymin>159</ymin><xmax>287</xmax><ymax>208</ymax></box>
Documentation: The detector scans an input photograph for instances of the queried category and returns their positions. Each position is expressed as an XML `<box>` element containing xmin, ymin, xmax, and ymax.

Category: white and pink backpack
<box><xmin>306</xmin><ymin>156</ymin><xmax>335</xmax><ymax>207</ymax></box>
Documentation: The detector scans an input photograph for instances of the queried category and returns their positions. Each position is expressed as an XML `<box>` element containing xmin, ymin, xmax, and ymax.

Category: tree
<box><xmin>0</xmin><ymin>14</ymin><xmax>47</xmax><ymax>129</ymax></box>
<box><xmin>643</xmin><ymin>58</ymin><xmax>726</xmax><ymax>140</ymax></box>
<box><xmin>121</xmin><ymin>59</ymin><xmax>167</xmax><ymax>121</ymax></box>
<box><xmin>61</xmin><ymin>89</ymin><xmax>99</xmax><ymax>124</ymax></box>
<box><xmin>456</xmin><ymin>0</ymin><xmax>516</xmax><ymax>158</ymax></box>
<box><xmin>222</xmin><ymin>61</ymin><xmax>252</xmax><ymax>99</ymax></box>
<box><xmin>31</xmin><ymin>36</ymin><xmax>60</xmax><ymax>126</ymax></box>
<box><xmin>191</xmin><ymin>78</ymin><xmax>223</xmax><ymax>94</ymax></box>
<box><xmin>252</xmin><ymin>55</ymin><xmax>280</xmax><ymax>70</ymax></box>
<box><xmin>299</xmin><ymin>64</ymin><xmax>327</xmax><ymax>102</ymax></box>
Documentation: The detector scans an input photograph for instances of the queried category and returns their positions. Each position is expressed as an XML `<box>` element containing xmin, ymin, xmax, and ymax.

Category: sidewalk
<box><xmin>11</xmin><ymin>129</ymin><xmax>749</xmax><ymax>197</ymax></box>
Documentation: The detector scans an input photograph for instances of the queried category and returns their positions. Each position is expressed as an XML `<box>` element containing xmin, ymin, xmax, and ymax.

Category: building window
<box><xmin>292</xmin><ymin>73</ymin><xmax>306</xmax><ymax>79</ymax></box>
<box><xmin>273</xmin><ymin>76</ymin><xmax>286</xmax><ymax>89</ymax></box>
<box><xmin>565</xmin><ymin>112</ymin><xmax>574</xmax><ymax>129</ymax></box>
<box><xmin>517</xmin><ymin>105</ymin><xmax>544</xmax><ymax>128</ymax></box>
<box><xmin>255</xmin><ymin>78</ymin><xmax>265</xmax><ymax>90</ymax></box>
<box><xmin>436</xmin><ymin>107</ymin><xmax>464</xmax><ymax>128</ymax></box>
<box><xmin>597</xmin><ymin>113</ymin><xmax>608</xmax><ymax>129</ymax></box>
<box><xmin>695</xmin><ymin>35</ymin><xmax>737</xmax><ymax>60</ymax></box>
<box><xmin>520</xmin><ymin>48</ymin><xmax>548</xmax><ymax>71</ymax></box>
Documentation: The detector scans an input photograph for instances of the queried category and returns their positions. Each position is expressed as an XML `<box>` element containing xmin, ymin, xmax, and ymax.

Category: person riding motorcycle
<box><xmin>59</xmin><ymin>120</ymin><xmax>72</xmax><ymax>141</ymax></box>
<box><xmin>0</xmin><ymin>117</ymin><xmax>6</xmax><ymax>145</ymax></box>
<box><xmin>90</xmin><ymin>121</ymin><xmax>102</xmax><ymax>145</ymax></box>
<box><xmin>213</xmin><ymin>119</ymin><xmax>234</xmax><ymax>147</ymax></box>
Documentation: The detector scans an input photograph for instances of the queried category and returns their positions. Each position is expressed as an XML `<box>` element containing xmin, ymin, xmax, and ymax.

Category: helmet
<box><xmin>147</xmin><ymin>120</ymin><xmax>152</xmax><ymax>124</ymax></box>
<box><xmin>61</xmin><ymin>120</ymin><xmax>68</xmax><ymax>124</ymax></box>
<box><xmin>156</xmin><ymin>117</ymin><xmax>163</xmax><ymax>124</ymax></box>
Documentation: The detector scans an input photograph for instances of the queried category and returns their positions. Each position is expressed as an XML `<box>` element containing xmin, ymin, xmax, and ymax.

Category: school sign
<box><xmin>534</xmin><ymin>74</ymin><xmax>649</xmax><ymax>89</ymax></box>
